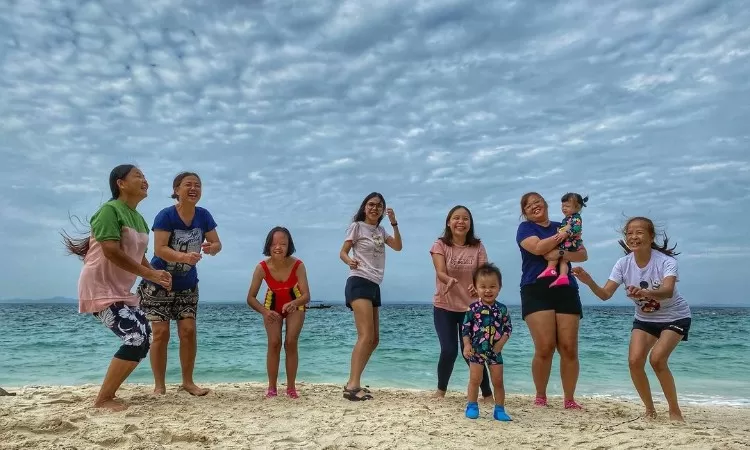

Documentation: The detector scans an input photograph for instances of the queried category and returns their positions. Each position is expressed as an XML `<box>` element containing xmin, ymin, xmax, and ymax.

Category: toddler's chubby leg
<box><xmin>465</xmin><ymin>359</ymin><xmax>485</xmax><ymax>419</ymax></box>
<box><xmin>489</xmin><ymin>358</ymin><xmax>512</xmax><ymax>421</ymax></box>
<box><xmin>537</xmin><ymin>259</ymin><xmax>558</xmax><ymax>279</ymax></box>
<box><xmin>550</xmin><ymin>257</ymin><xmax>571</xmax><ymax>288</ymax></box>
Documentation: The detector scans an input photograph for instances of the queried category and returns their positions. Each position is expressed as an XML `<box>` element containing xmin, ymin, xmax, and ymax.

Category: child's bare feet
<box><xmin>644</xmin><ymin>409</ymin><xmax>657</xmax><ymax>420</ymax></box>
<box><xmin>432</xmin><ymin>390</ymin><xmax>446</xmax><ymax>400</ymax></box>
<box><xmin>180</xmin><ymin>383</ymin><xmax>210</xmax><ymax>396</ymax></box>
<box><xmin>153</xmin><ymin>386</ymin><xmax>166</xmax><ymax>395</ymax></box>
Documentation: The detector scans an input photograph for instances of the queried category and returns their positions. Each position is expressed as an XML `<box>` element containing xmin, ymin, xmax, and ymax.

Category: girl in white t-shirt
<box><xmin>339</xmin><ymin>192</ymin><xmax>403</xmax><ymax>401</ymax></box>
<box><xmin>572</xmin><ymin>217</ymin><xmax>690</xmax><ymax>422</ymax></box>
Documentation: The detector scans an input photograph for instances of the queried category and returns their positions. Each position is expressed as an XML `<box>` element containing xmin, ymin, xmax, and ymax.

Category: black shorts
<box><xmin>520</xmin><ymin>278</ymin><xmax>582</xmax><ymax>320</ymax></box>
<box><xmin>345</xmin><ymin>276</ymin><xmax>381</xmax><ymax>309</ymax></box>
<box><xmin>633</xmin><ymin>317</ymin><xmax>691</xmax><ymax>341</ymax></box>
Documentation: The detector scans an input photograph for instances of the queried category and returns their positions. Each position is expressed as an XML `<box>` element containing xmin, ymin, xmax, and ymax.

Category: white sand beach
<box><xmin>1</xmin><ymin>382</ymin><xmax>749</xmax><ymax>449</ymax></box>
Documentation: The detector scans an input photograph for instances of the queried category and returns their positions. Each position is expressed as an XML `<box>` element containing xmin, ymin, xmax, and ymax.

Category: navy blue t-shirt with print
<box><xmin>516</xmin><ymin>220</ymin><xmax>579</xmax><ymax>290</ymax></box>
<box><xmin>149</xmin><ymin>206</ymin><xmax>217</xmax><ymax>292</ymax></box>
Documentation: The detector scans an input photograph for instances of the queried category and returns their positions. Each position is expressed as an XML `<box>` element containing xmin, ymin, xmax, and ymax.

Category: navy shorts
<box><xmin>520</xmin><ymin>278</ymin><xmax>583</xmax><ymax>320</ymax></box>
<box><xmin>345</xmin><ymin>276</ymin><xmax>381</xmax><ymax>309</ymax></box>
<box><xmin>633</xmin><ymin>317</ymin><xmax>691</xmax><ymax>341</ymax></box>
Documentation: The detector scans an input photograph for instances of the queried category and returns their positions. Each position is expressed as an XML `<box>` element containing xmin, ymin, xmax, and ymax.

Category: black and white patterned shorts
<box><xmin>137</xmin><ymin>280</ymin><xmax>199</xmax><ymax>322</ymax></box>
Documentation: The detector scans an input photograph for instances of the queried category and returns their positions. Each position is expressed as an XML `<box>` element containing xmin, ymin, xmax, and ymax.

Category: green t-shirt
<box><xmin>90</xmin><ymin>199</ymin><xmax>149</xmax><ymax>244</ymax></box>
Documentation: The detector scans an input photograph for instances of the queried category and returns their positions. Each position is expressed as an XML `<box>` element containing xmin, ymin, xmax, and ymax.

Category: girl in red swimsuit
<box><xmin>246</xmin><ymin>227</ymin><xmax>311</xmax><ymax>399</ymax></box>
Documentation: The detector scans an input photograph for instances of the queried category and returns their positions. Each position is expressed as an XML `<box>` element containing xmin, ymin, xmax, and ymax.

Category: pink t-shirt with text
<box><xmin>430</xmin><ymin>239</ymin><xmax>488</xmax><ymax>312</ymax></box>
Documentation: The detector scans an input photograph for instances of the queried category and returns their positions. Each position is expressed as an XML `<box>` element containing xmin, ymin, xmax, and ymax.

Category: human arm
<box><xmin>571</xmin><ymin>266</ymin><xmax>620</xmax><ymax>301</ymax></box>
<box><xmin>201</xmin><ymin>229</ymin><xmax>222</xmax><ymax>256</ymax></box>
<box><xmin>546</xmin><ymin>246</ymin><xmax>588</xmax><ymax>263</ymax></box>
<box><xmin>283</xmin><ymin>262</ymin><xmax>311</xmax><ymax>313</ymax></box>
<box><xmin>92</xmin><ymin>205</ymin><xmax>171</xmax><ymax>288</ymax></box>
<box><xmin>153</xmin><ymin>230</ymin><xmax>202</xmax><ymax>264</ymax></box>
<box><xmin>493</xmin><ymin>305</ymin><xmax>512</xmax><ymax>353</ymax></box>
<box><xmin>628</xmin><ymin>276</ymin><xmax>676</xmax><ymax>301</ymax></box>
<box><xmin>246</xmin><ymin>264</ymin><xmax>280</xmax><ymax>322</ymax></box>
<box><xmin>461</xmin><ymin>309</ymin><xmax>474</xmax><ymax>358</ymax></box>
<box><xmin>430</xmin><ymin>241</ymin><xmax>458</xmax><ymax>290</ymax></box>
<box><xmin>517</xmin><ymin>222</ymin><xmax>566</xmax><ymax>256</ymax></box>
<box><xmin>384</xmin><ymin>208</ymin><xmax>402</xmax><ymax>251</ymax></box>
<box><xmin>339</xmin><ymin>240</ymin><xmax>358</xmax><ymax>269</ymax></box>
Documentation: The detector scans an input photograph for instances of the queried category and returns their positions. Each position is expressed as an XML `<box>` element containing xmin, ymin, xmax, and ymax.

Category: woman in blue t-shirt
<box><xmin>516</xmin><ymin>192</ymin><xmax>588</xmax><ymax>410</ymax></box>
<box><xmin>572</xmin><ymin>217</ymin><xmax>690</xmax><ymax>421</ymax></box>
<box><xmin>137</xmin><ymin>172</ymin><xmax>222</xmax><ymax>396</ymax></box>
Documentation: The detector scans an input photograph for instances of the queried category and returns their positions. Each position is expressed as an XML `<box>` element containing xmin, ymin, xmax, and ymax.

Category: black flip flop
<box><xmin>343</xmin><ymin>387</ymin><xmax>373</xmax><ymax>401</ymax></box>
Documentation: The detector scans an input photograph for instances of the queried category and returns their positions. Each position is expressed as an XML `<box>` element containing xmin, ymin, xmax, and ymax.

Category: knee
<box><xmin>284</xmin><ymin>338</ymin><xmax>298</xmax><ymax>353</ymax></box>
<box><xmin>535</xmin><ymin>342</ymin><xmax>556</xmax><ymax>360</ymax></box>
<box><xmin>371</xmin><ymin>334</ymin><xmax>379</xmax><ymax>350</ymax></box>
<box><xmin>649</xmin><ymin>353</ymin><xmax>669</xmax><ymax>373</ymax></box>
<box><xmin>468</xmin><ymin>369</ymin><xmax>483</xmax><ymax>385</ymax></box>
<box><xmin>177</xmin><ymin>322</ymin><xmax>196</xmax><ymax>341</ymax></box>
<box><xmin>357</xmin><ymin>332</ymin><xmax>375</xmax><ymax>348</ymax></box>
<box><xmin>557</xmin><ymin>341</ymin><xmax>579</xmax><ymax>361</ymax></box>
<box><xmin>628</xmin><ymin>355</ymin><xmax>647</xmax><ymax>371</ymax></box>
<box><xmin>440</xmin><ymin>343</ymin><xmax>459</xmax><ymax>361</ymax></box>
<box><xmin>268</xmin><ymin>339</ymin><xmax>282</xmax><ymax>353</ymax></box>
<box><xmin>151</xmin><ymin>325</ymin><xmax>170</xmax><ymax>345</ymax></box>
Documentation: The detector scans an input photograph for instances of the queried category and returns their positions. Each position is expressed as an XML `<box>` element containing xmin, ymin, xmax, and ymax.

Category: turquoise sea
<box><xmin>1</xmin><ymin>303</ymin><xmax>748</xmax><ymax>406</ymax></box>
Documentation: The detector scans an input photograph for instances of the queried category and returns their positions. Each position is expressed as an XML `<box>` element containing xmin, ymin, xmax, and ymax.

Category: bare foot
<box><xmin>481</xmin><ymin>395</ymin><xmax>494</xmax><ymax>404</ymax></box>
<box><xmin>644</xmin><ymin>409</ymin><xmax>657</xmax><ymax>420</ymax></box>
<box><xmin>153</xmin><ymin>386</ymin><xmax>167</xmax><ymax>395</ymax></box>
<box><xmin>181</xmin><ymin>383</ymin><xmax>210</xmax><ymax>396</ymax></box>
<box><xmin>94</xmin><ymin>399</ymin><xmax>128</xmax><ymax>412</ymax></box>
<box><xmin>669</xmin><ymin>410</ymin><xmax>684</xmax><ymax>422</ymax></box>
<box><xmin>432</xmin><ymin>390</ymin><xmax>446</xmax><ymax>400</ymax></box>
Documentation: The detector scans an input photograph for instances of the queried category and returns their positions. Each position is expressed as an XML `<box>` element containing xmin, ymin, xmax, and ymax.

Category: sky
<box><xmin>1</xmin><ymin>0</ymin><xmax>749</xmax><ymax>306</ymax></box>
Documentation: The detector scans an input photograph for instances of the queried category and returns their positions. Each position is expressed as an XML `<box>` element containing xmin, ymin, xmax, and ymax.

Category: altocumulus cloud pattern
<box><xmin>1</xmin><ymin>0</ymin><xmax>749</xmax><ymax>305</ymax></box>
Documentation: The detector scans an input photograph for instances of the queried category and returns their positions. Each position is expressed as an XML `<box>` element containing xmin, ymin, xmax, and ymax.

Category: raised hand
<box><xmin>386</xmin><ymin>207</ymin><xmax>397</xmax><ymax>224</ymax></box>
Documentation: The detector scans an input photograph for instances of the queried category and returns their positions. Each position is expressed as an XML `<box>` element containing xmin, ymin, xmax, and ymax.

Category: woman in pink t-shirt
<box><xmin>430</xmin><ymin>205</ymin><xmax>492</xmax><ymax>400</ymax></box>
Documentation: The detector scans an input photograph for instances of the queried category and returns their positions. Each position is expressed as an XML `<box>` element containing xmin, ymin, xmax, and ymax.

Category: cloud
<box><xmin>1</xmin><ymin>0</ymin><xmax>749</xmax><ymax>306</ymax></box>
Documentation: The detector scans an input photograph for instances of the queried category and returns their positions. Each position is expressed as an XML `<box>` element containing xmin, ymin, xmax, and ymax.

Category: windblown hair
<box><xmin>61</xmin><ymin>164</ymin><xmax>136</xmax><ymax>260</ymax></box>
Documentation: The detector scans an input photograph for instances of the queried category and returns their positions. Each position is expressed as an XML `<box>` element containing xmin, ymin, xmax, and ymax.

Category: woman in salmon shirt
<box><xmin>430</xmin><ymin>205</ymin><xmax>492</xmax><ymax>400</ymax></box>
<box><xmin>62</xmin><ymin>165</ymin><xmax>171</xmax><ymax>411</ymax></box>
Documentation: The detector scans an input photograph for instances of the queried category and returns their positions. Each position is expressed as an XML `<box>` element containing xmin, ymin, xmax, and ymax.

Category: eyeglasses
<box><xmin>366</xmin><ymin>202</ymin><xmax>383</xmax><ymax>210</ymax></box>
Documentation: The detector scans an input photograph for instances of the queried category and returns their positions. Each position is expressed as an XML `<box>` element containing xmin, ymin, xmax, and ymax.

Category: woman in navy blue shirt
<box><xmin>516</xmin><ymin>192</ymin><xmax>587</xmax><ymax>410</ymax></box>
<box><xmin>138</xmin><ymin>172</ymin><xmax>222</xmax><ymax>396</ymax></box>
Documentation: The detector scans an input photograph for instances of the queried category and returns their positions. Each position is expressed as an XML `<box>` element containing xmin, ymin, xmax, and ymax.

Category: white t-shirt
<box><xmin>345</xmin><ymin>221</ymin><xmax>391</xmax><ymax>285</ymax></box>
<box><xmin>608</xmin><ymin>249</ymin><xmax>691</xmax><ymax>323</ymax></box>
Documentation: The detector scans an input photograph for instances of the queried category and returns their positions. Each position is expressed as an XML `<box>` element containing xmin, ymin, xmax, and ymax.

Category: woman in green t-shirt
<box><xmin>63</xmin><ymin>164</ymin><xmax>171</xmax><ymax>411</ymax></box>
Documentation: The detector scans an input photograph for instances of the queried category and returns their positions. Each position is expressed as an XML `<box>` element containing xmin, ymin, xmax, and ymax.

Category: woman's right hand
<box><xmin>182</xmin><ymin>252</ymin><xmax>202</xmax><ymax>265</ymax></box>
<box><xmin>147</xmin><ymin>269</ymin><xmax>172</xmax><ymax>291</ymax></box>
<box><xmin>571</xmin><ymin>266</ymin><xmax>592</xmax><ymax>285</ymax></box>
<box><xmin>347</xmin><ymin>258</ymin><xmax>359</xmax><ymax>269</ymax></box>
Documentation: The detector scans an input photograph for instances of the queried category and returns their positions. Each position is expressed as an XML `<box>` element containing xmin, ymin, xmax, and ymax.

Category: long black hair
<box><xmin>61</xmin><ymin>164</ymin><xmax>136</xmax><ymax>259</ymax></box>
<box><xmin>352</xmin><ymin>192</ymin><xmax>386</xmax><ymax>225</ymax></box>
<box><xmin>439</xmin><ymin>205</ymin><xmax>481</xmax><ymax>246</ymax></box>
<box><xmin>618</xmin><ymin>216</ymin><xmax>679</xmax><ymax>257</ymax></box>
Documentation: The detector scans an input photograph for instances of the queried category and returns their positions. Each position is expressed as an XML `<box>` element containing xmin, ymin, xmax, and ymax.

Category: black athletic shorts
<box><xmin>345</xmin><ymin>276</ymin><xmax>381</xmax><ymax>309</ymax></box>
<box><xmin>520</xmin><ymin>278</ymin><xmax>583</xmax><ymax>320</ymax></box>
<box><xmin>633</xmin><ymin>317</ymin><xmax>691</xmax><ymax>341</ymax></box>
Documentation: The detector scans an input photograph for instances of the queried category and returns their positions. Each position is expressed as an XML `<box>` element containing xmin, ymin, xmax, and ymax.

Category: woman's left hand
<box><xmin>283</xmin><ymin>302</ymin><xmax>302</xmax><ymax>314</ymax></box>
<box><xmin>386</xmin><ymin>208</ymin><xmax>397</xmax><ymax>224</ymax></box>
<box><xmin>201</xmin><ymin>241</ymin><xmax>218</xmax><ymax>256</ymax></box>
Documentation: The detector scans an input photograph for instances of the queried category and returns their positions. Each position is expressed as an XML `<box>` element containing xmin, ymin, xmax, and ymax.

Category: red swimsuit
<box><xmin>261</xmin><ymin>259</ymin><xmax>304</xmax><ymax>316</ymax></box>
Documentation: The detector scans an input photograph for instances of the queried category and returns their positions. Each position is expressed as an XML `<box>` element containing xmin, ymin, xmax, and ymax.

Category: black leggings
<box><xmin>433</xmin><ymin>306</ymin><xmax>492</xmax><ymax>397</ymax></box>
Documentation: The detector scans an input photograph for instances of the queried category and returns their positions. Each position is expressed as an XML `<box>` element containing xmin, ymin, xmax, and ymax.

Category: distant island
<box><xmin>0</xmin><ymin>296</ymin><xmax>77</xmax><ymax>304</ymax></box>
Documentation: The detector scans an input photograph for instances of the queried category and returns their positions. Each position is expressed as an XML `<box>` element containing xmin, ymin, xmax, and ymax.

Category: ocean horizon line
<box><xmin>1</xmin><ymin>299</ymin><xmax>748</xmax><ymax>308</ymax></box>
